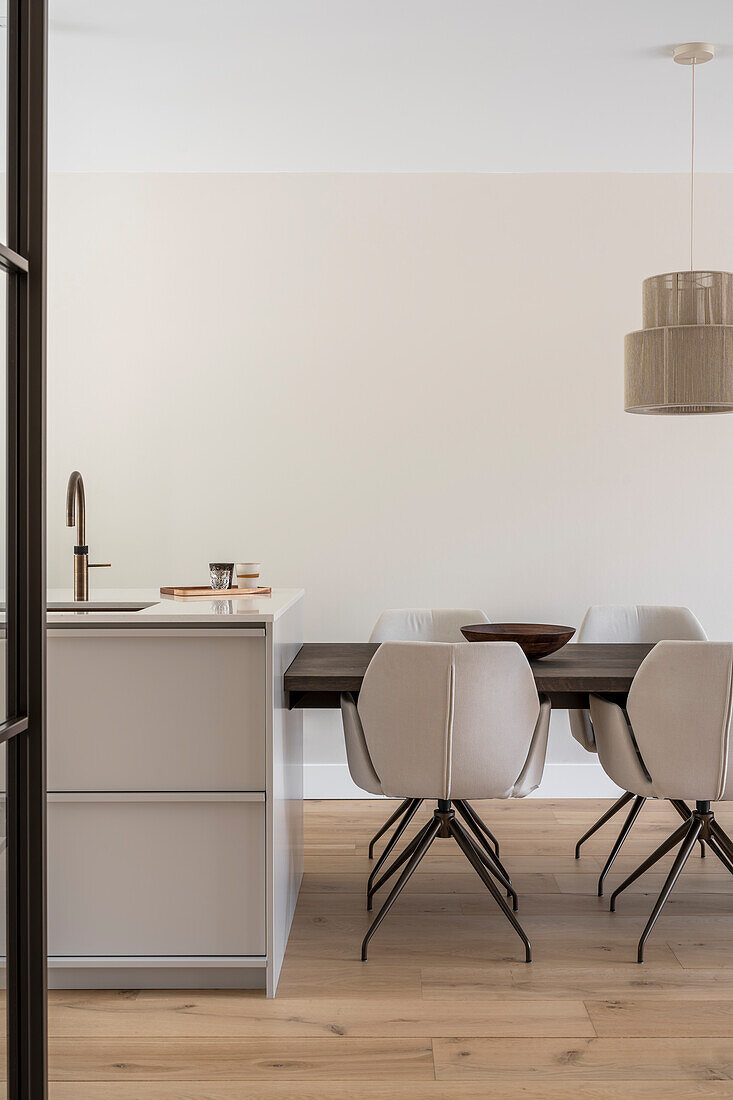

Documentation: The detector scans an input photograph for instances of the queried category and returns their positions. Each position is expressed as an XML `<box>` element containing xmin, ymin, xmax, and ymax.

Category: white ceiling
<box><xmin>46</xmin><ymin>0</ymin><xmax>733</xmax><ymax>172</ymax></box>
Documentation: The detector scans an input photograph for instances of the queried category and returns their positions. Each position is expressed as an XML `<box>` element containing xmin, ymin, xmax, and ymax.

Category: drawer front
<box><xmin>47</xmin><ymin>797</ymin><xmax>266</xmax><ymax>957</ymax></box>
<box><xmin>48</xmin><ymin>632</ymin><xmax>266</xmax><ymax>791</ymax></box>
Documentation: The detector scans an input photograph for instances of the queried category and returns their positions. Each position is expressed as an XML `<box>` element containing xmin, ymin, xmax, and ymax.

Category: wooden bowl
<box><xmin>460</xmin><ymin>623</ymin><xmax>575</xmax><ymax>659</ymax></box>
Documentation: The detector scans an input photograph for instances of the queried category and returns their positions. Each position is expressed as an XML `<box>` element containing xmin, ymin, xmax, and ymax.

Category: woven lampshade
<box><xmin>625</xmin><ymin>271</ymin><xmax>733</xmax><ymax>414</ymax></box>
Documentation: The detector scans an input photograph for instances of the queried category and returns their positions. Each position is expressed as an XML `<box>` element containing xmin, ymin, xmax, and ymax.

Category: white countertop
<box><xmin>46</xmin><ymin>587</ymin><xmax>304</xmax><ymax>625</ymax></box>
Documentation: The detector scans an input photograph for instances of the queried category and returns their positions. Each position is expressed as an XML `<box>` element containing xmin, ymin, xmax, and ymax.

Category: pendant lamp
<box><xmin>625</xmin><ymin>43</ymin><xmax>733</xmax><ymax>414</ymax></box>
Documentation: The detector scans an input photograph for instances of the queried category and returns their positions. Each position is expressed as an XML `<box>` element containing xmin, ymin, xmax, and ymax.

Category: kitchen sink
<box><xmin>47</xmin><ymin>601</ymin><xmax>155</xmax><ymax>613</ymax></box>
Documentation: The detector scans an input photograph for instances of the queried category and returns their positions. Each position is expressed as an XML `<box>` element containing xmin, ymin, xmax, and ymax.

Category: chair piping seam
<box><xmin>717</xmin><ymin>650</ymin><xmax>733</xmax><ymax>800</ymax></box>
<box><xmin>444</xmin><ymin>649</ymin><xmax>455</xmax><ymax>800</ymax></box>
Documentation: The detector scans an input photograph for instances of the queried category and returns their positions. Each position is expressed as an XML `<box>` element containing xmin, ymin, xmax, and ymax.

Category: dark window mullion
<box><xmin>5</xmin><ymin>0</ymin><xmax>48</xmax><ymax>1095</ymax></box>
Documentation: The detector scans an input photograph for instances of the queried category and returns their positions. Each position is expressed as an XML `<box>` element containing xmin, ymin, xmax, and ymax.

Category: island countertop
<box><xmin>45</xmin><ymin>587</ymin><xmax>304</xmax><ymax>626</ymax></box>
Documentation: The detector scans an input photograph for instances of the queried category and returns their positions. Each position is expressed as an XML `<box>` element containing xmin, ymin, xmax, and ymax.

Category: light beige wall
<box><xmin>47</xmin><ymin>173</ymin><xmax>733</xmax><ymax>791</ymax></box>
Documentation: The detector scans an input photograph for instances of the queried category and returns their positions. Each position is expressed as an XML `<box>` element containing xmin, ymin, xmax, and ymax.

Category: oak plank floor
<box><xmin>49</xmin><ymin>1037</ymin><xmax>435</xmax><ymax>1081</ymax></box>
<box><xmin>46</xmin><ymin>1084</ymin><xmax>733</xmax><ymax>1100</ymax></box>
<box><xmin>586</xmin><ymin>998</ymin><xmax>733</xmax><ymax>1037</ymax></box>
<box><xmin>48</xmin><ymin>798</ymin><xmax>733</xmax><ymax>1097</ymax></box>
<box><xmin>432</xmin><ymin>1036</ymin><xmax>733</xmax><ymax>1081</ymax></box>
<box><xmin>48</xmin><ymin>992</ymin><xmax>593</xmax><ymax>1038</ymax></box>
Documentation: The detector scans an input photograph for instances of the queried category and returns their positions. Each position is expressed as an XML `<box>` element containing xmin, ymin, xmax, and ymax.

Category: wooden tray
<box><xmin>160</xmin><ymin>586</ymin><xmax>272</xmax><ymax>601</ymax></box>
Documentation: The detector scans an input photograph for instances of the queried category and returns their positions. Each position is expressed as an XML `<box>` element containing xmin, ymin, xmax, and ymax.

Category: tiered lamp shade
<box><xmin>625</xmin><ymin>271</ymin><xmax>733</xmax><ymax>414</ymax></box>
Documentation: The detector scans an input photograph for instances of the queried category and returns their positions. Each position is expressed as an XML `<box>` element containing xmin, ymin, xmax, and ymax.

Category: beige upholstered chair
<box><xmin>341</xmin><ymin>640</ymin><xmax>551</xmax><ymax>961</ymax></box>
<box><xmin>570</xmin><ymin>604</ymin><xmax>707</xmax><ymax>895</ymax></box>
<box><xmin>590</xmin><ymin>641</ymin><xmax>733</xmax><ymax>962</ymax></box>
<box><xmin>369</xmin><ymin>608</ymin><xmax>490</xmax><ymax>644</ymax></box>
<box><xmin>365</xmin><ymin>609</ymin><xmax>499</xmax><ymax>879</ymax></box>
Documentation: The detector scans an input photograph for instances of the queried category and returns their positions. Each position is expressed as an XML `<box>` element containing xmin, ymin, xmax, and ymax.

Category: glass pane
<box><xmin>0</xmin><ymin>270</ymin><xmax>6</xmax><ymax>1100</ymax></box>
<box><xmin>0</xmin><ymin>274</ymin><xmax>6</xmax><ymax>726</ymax></box>
<box><xmin>0</xmin><ymin>4</ymin><xmax>7</xmax><ymax>244</ymax></box>
<box><xmin>0</xmin><ymin>740</ymin><xmax>6</xmax><ymax>1088</ymax></box>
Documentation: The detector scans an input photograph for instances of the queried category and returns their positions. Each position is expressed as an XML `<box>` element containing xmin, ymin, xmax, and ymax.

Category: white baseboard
<box><xmin>528</xmin><ymin>763</ymin><xmax>622</xmax><ymax>798</ymax></box>
<box><xmin>303</xmin><ymin>762</ymin><xmax>622</xmax><ymax>800</ymax></box>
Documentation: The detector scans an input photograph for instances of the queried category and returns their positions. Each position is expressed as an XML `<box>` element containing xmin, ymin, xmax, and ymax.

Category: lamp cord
<box><xmin>690</xmin><ymin>58</ymin><xmax>695</xmax><ymax>271</ymax></box>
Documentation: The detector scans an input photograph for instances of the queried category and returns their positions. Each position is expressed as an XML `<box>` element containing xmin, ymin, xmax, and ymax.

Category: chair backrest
<box><xmin>576</xmin><ymin>605</ymin><xmax>707</xmax><ymax>644</ymax></box>
<box><xmin>623</xmin><ymin>641</ymin><xmax>733</xmax><ymax>801</ymax></box>
<box><xmin>369</xmin><ymin>608</ymin><xmax>489</xmax><ymax>644</ymax></box>
<box><xmin>570</xmin><ymin>604</ymin><xmax>707</xmax><ymax>753</ymax></box>
<box><xmin>357</xmin><ymin>641</ymin><xmax>548</xmax><ymax>800</ymax></box>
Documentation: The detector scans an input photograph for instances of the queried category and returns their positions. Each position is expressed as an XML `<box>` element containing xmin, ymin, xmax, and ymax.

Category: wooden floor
<box><xmin>47</xmin><ymin>798</ymin><xmax>733</xmax><ymax>1097</ymax></box>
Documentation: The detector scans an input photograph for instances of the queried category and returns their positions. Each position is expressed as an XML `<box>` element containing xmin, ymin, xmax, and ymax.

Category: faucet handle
<box><xmin>88</xmin><ymin>562</ymin><xmax>112</xmax><ymax>568</ymax></box>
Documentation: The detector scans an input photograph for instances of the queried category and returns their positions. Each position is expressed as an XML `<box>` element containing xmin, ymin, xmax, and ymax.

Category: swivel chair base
<box><xmin>610</xmin><ymin>800</ymin><xmax>733</xmax><ymax>962</ymax></box>
<box><xmin>369</xmin><ymin>796</ymin><xmax>501</xmax><ymax>860</ymax></box>
<box><xmin>367</xmin><ymin>798</ymin><xmax>516</xmax><ymax>912</ymax></box>
<box><xmin>361</xmin><ymin>800</ymin><xmax>531</xmax><ymax>964</ymax></box>
<box><xmin>575</xmin><ymin>793</ymin><xmax>706</xmax><ymax>896</ymax></box>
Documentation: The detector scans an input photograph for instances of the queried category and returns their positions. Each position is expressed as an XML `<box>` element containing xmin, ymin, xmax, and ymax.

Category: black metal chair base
<box><xmin>368</xmin><ymin>797</ymin><xmax>415</xmax><ymax>860</ymax></box>
<box><xmin>361</xmin><ymin>800</ymin><xmax>531</xmax><ymax>964</ymax></box>
<box><xmin>609</xmin><ymin>800</ymin><xmax>733</xmax><ymax>962</ymax></box>
<box><xmin>575</xmin><ymin>790</ymin><xmax>635</xmax><ymax>860</ymax></box>
<box><xmin>367</xmin><ymin>798</ymin><xmax>517</xmax><ymax>912</ymax></box>
<box><xmin>575</xmin><ymin>792</ymin><xmax>706</xmax><ymax>896</ymax></box>
<box><xmin>367</xmin><ymin>798</ymin><xmax>423</xmax><ymax>906</ymax></box>
<box><xmin>369</xmin><ymin>796</ymin><xmax>501</xmax><ymax>861</ymax></box>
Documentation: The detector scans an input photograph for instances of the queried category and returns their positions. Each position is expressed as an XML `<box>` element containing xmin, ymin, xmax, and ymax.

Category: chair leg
<box><xmin>368</xmin><ymin>797</ymin><xmax>414</xmax><ymax>860</ymax></box>
<box><xmin>610</xmin><ymin>818</ymin><xmax>691</xmax><ymax>912</ymax></box>
<box><xmin>366</xmin><ymin>798</ymin><xmax>422</xmax><ymax>902</ymax></box>
<box><xmin>361</xmin><ymin>816</ymin><xmax>441</xmax><ymax>961</ymax></box>
<box><xmin>597</xmin><ymin>795</ymin><xmax>646</xmax><ymax>897</ymax></box>
<box><xmin>454</xmin><ymin>801</ymin><xmax>514</xmax><ymax>896</ymax></box>
<box><xmin>670</xmin><ymin>799</ymin><xmax>706</xmax><ymax>858</ymax></box>
<box><xmin>456</xmin><ymin>808</ymin><xmax>513</xmax><ymax>889</ymax></box>
<box><xmin>636</xmin><ymin>818</ymin><xmax>703</xmax><ymax>963</ymax></box>
<box><xmin>456</xmin><ymin>799</ymin><xmax>501</xmax><ymax>858</ymax></box>
<box><xmin>711</xmin><ymin>821</ymin><xmax>733</xmax><ymax>865</ymax></box>
<box><xmin>453</xmin><ymin>809</ymin><xmax>519</xmax><ymax>910</ymax></box>
<box><xmin>575</xmin><ymin>790</ymin><xmax>635</xmax><ymax>859</ymax></box>
<box><xmin>369</xmin><ymin>804</ymin><xmax>516</xmax><ymax>906</ymax></box>
<box><xmin>450</xmin><ymin>818</ymin><xmax>531</xmax><ymax>962</ymax></box>
<box><xmin>367</xmin><ymin>819</ymin><xmax>433</xmax><ymax>910</ymax></box>
<box><xmin>706</xmin><ymin>835</ymin><xmax>733</xmax><ymax>877</ymax></box>
<box><xmin>453</xmin><ymin>800</ymin><xmax>510</xmax><ymax>875</ymax></box>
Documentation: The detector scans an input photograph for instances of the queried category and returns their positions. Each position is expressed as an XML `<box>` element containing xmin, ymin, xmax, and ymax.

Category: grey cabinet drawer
<box><xmin>47</xmin><ymin>631</ymin><xmax>266</xmax><ymax>791</ymax></box>
<box><xmin>47</xmin><ymin>796</ymin><xmax>266</xmax><ymax>957</ymax></box>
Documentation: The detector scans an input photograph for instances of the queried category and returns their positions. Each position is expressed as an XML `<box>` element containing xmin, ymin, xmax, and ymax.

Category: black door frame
<box><xmin>4</xmin><ymin>0</ymin><xmax>47</xmax><ymax>1096</ymax></box>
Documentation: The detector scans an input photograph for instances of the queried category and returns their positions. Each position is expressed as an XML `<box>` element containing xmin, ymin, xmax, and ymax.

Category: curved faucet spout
<box><xmin>66</xmin><ymin>470</ymin><xmax>89</xmax><ymax>600</ymax></box>
<box><xmin>65</xmin><ymin>470</ymin><xmax>86</xmax><ymax>546</ymax></box>
<box><xmin>65</xmin><ymin>471</ymin><xmax>110</xmax><ymax>600</ymax></box>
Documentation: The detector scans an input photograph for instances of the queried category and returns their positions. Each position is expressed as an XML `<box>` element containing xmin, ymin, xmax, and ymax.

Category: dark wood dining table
<box><xmin>284</xmin><ymin>642</ymin><xmax>654</xmax><ymax>710</ymax></box>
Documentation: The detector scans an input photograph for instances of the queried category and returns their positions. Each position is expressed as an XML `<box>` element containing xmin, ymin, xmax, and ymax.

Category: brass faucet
<box><xmin>65</xmin><ymin>471</ymin><xmax>111</xmax><ymax>600</ymax></box>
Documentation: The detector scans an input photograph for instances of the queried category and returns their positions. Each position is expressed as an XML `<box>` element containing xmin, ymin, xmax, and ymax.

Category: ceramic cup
<box><xmin>235</xmin><ymin>562</ymin><xmax>261</xmax><ymax>589</ymax></box>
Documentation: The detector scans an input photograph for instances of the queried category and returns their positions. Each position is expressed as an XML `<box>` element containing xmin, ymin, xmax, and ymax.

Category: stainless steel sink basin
<box><xmin>47</xmin><ymin>601</ymin><xmax>154</xmax><ymax>613</ymax></box>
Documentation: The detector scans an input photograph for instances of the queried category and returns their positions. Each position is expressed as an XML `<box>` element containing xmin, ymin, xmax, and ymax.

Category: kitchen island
<box><xmin>44</xmin><ymin>587</ymin><xmax>304</xmax><ymax>996</ymax></box>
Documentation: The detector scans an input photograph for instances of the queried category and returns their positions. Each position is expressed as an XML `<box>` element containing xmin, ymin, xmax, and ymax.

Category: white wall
<box><xmin>47</xmin><ymin>172</ymin><xmax>733</xmax><ymax>796</ymax></box>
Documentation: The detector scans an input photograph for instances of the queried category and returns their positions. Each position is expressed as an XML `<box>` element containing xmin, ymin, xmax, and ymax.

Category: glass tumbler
<box><xmin>209</xmin><ymin>562</ymin><xmax>233</xmax><ymax>590</ymax></box>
